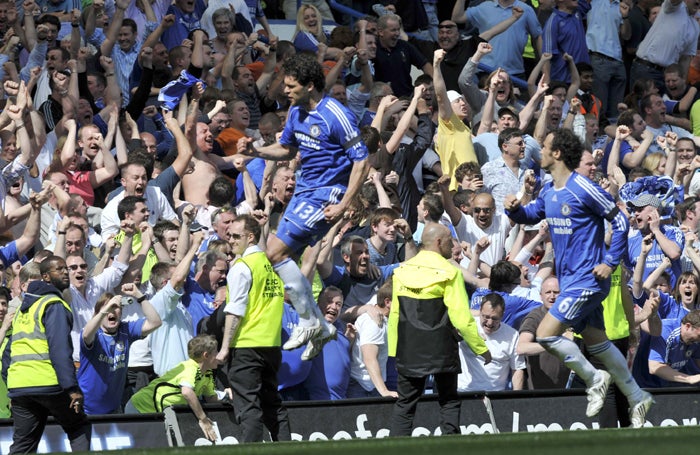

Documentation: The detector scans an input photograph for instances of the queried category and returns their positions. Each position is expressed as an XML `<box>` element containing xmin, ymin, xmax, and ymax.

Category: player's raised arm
<box><xmin>237</xmin><ymin>136</ymin><xmax>297</xmax><ymax>161</ymax></box>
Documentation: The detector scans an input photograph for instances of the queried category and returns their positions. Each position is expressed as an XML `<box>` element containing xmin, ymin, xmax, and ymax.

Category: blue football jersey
<box><xmin>279</xmin><ymin>96</ymin><xmax>368</xmax><ymax>193</ymax></box>
<box><xmin>508</xmin><ymin>172</ymin><xmax>628</xmax><ymax>292</ymax></box>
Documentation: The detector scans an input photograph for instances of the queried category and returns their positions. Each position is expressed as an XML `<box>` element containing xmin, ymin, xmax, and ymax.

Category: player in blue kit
<box><xmin>504</xmin><ymin>129</ymin><xmax>653</xmax><ymax>427</ymax></box>
<box><xmin>236</xmin><ymin>54</ymin><xmax>369</xmax><ymax>360</ymax></box>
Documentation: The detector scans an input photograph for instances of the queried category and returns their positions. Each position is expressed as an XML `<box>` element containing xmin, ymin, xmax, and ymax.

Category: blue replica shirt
<box><xmin>162</xmin><ymin>0</ymin><xmax>206</xmax><ymax>50</ymax></box>
<box><xmin>279</xmin><ymin>96</ymin><xmax>368</xmax><ymax>193</ymax></box>
<box><xmin>626</xmin><ymin>227</ymin><xmax>684</xmax><ymax>287</ymax></box>
<box><xmin>323</xmin><ymin>264</ymin><xmax>399</xmax><ymax>311</ymax></box>
<box><xmin>304</xmin><ymin>320</ymin><xmax>351</xmax><ymax>400</ymax></box>
<box><xmin>0</xmin><ymin>241</ymin><xmax>19</xmax><ymax>268</ymax></box>
<box><xmin>183</xmin><ymin>277</ymin><xmax>217</xmax><ymax>334</ymax></box>
<box><xmin>279</xmin><ymin>304</ymin><xmax>312</xmax><ymax>390</ymax></box>
<box><xmin>649</xmin><ymin>317</ymin><xmax>700</xmax><ymax>387</ymax></box>
<box><xmin>77</xmin><ymin>320</ymin><xmax>144</xmax><ymax>414</ymax></box>
<box><xmin>631</xmin><ymin>293</ymin><xmax>692</xmax><ymax>388</ymax></box>
<box><xmin>293</xmin><ymin>31</ymin><xmax>330</xmax><ymax>53</ymax></box>
<box><xmin>656</xmin><ymin>291</ymin><xmax>693</xmax><ymax>320</ymax></box>
<box><xmin>542</xmin><ymin>0</ymin><xmax>591</xmax><ymax>82</ymax></box>
<box><xmin>470</xmin><ymin>288</ymin><xmax>542</xmax><ymax>330</ymax></box>
<box><xmin>632</xmin><ymin>331</ymin><xmax>665</xmax><ymax>388</ymax></box>
<box><xmin>507</xmin><ymin>172</ymin><xmax>629</xmax><ymax>293</ymax></box>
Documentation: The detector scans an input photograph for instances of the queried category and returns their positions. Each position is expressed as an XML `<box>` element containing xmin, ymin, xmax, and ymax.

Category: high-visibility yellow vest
<box><xmin>231</xmin><ymin>252</ymin><xmax>284</xmax><ymax>348</ymax></box>
<box><xmin>7</xmin><ymin>295</ymin><xmax>72</xmax><ymax>389</ymax></box>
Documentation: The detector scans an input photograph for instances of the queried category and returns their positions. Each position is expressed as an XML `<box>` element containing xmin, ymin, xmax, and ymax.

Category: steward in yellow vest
<box><xmin>5</xmin><ymin>255</ymin><xmax>91</xmax><ymax>454</ymax></box>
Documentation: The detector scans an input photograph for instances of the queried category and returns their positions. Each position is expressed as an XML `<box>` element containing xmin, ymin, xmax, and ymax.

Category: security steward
<box><xmin>388</xmin><ymin>222</ymin><xmax>492</xmax><ymax>436</ymax></box>
<box><xmin>5</xmin><ymin>255</ymin><xmax>91</xmax><ymax>453</ymax></box>
<box><xmin>215</xmin><ymin>214</ymin><xmax>291</xmax><ymax>442</ymax></box>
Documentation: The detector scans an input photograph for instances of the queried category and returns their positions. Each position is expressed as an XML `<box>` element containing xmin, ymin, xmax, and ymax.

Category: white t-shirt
<box><xmin>457</xmin><ymin>317</ymin><xmax>525</xmax><ymax>392</ymax></box>
<box><xmin>350</xmin><ymin>313</ymin><xmax>388</xmax><ymax>392</ymax></box>
<box><xmin>100</xmin><ymin>186</ymin><xmax>178</xmax><ymax>241</ymax></box>
<box><xmin>454</xmin><ymin>213</ymin><xmax>511</xmax><ymax>266</ymax></box>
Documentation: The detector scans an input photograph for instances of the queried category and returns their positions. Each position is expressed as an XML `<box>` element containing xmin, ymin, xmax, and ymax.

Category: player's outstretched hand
<box><xmin>323</xmin><ymin>204</ymin><xmax>344</xmax><ymax>223</ymax></box>
<box><xmin>503</xmin><ymin>194</ymin><xmax>520</xmax><ymax>211</ymax></box>
<box><xmin>592</xmin><ymin>263</ymin><xmax>613</xmax><ymax>280</ymax></box>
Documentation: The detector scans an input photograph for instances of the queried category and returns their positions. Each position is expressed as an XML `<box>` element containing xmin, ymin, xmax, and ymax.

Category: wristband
<box><xmin>57</xmin><ymin>230</ymin><xmax>67</xmax><ymax>235</ymax></box>
<box><xmin>72</xmin><ymin>23</ymin><xmax>80</xmax><ymax>28</ymax></box>
<box><xmin>104</xmin><ymin>72</ymin><xmax>115</xmax><ymax>77</ymax></box>
<box><xmin>137</xmin><ymin>295</ymin><xmax>147</xmax><ymax>303</ymax></box>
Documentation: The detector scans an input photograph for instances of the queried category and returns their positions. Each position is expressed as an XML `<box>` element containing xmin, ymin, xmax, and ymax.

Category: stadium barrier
<box><xmin>2</xmin><ymin>388</ymin><xmax>699</xmax><ymax>451</ymax></box>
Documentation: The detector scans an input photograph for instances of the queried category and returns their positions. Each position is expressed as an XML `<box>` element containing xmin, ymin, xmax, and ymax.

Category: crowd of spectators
<box><xmin>0</xmin><ymin>0</ymin><xmax>699</xmax><ymax>442</ymax></box>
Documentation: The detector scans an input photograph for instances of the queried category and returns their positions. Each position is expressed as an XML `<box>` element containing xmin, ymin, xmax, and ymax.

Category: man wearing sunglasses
<box><xmin>65</xmin><ymin>221</ymin><xmax>134</xmax><ymax>364</ymax></box>
<box><xmin>482</xmin><ymin>127</ymin><xmax>542</xmax><ymax>213</ymax></box>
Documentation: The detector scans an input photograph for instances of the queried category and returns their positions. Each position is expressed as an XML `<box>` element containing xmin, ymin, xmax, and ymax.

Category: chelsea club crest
<box><xmin>310</xmin><ymin>125</ymin><xmax>321</xmax><ymax>138</ymax></box>
<box><xmin>561</xmin><ymin>203</ymin><xmax>571</xmax><ymax>216</ymax></box>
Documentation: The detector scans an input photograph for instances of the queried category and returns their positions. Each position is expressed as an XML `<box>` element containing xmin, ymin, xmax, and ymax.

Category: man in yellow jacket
<box><xmin>389</xmin><ymin>222</ymin><xmax>491</xmax><ymax>436</ymax></box>
<box><xmin>6</xmin><ymin>255</ymin><xmax>90</xmax><ymax>453</ymax></box>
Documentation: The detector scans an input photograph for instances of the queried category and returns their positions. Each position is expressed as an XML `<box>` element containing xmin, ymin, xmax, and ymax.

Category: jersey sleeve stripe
<box><xmin>574</xmin><ymin>174</ymin><xmax>615</xmax><ymax>211</ymax></box>
<box><xmin>326</xmin><ymin>101</ymin><xmax>357</xmax><ymax>136</ymax></box>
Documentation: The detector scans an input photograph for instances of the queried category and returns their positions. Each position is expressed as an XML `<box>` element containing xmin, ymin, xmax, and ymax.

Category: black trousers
<box><xmin>228</xmin><ymin>347</ymin><xmax>291</xmax><ymax>443</ymax></box>
<box><xmin>9</xmin><ymin>393</ymin><xmax>91</xmax><ymax>454</ymax></box>
<box><xmin>390</xmin><ymin>372</ymin><xmax>460</xmax><ymax>436</ymax></box>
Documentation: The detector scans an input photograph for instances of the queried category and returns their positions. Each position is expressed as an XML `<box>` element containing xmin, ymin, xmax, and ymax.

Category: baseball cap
<box><xmin>447</xmin><ymin>90</ymin><xmax>465</xmax><ymax>103</ymax></box>
<box><xmin>498</xmin><ymin>106</ymin><xmax>518</xmax><ymax>118</ymax></box>
<box><xmin>627</xmin><ymin>194</ymin><xmax>661</xmax><ymax>209</ymax></box>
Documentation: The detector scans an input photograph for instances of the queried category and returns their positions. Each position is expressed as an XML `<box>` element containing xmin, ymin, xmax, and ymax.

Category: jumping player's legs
<box><xmin>536</xmin><ymin>289</ymin><xmax>652</xmax><ymax>425</ymax></box>
<box><xmin>581</xmin><ymin>326</ymin><xmax>649</xmax><ymax>425</ymax></box>
<box><xmin>267</xmin><ymin>191</ymin><xmax>340</xmax><ymax>354</ymax></box>
<box><xmin>536</xmin><ymin>310</ymin><xmax>599</xmax><ymax>385</ymax></box>
<box><xmin>267</xmin><ymin>235</ymin><xmax>318</xmax><ymax>326</ymax></box>
<box><xmin>536</xmin><ymin>290</ymin><xmax>613</xmax><ymax>418</ymax></box>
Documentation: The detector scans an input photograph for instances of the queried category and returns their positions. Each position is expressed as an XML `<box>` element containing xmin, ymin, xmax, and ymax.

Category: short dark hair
<box><xmin>453</xmin><ymin>189</ymin><xmax>473</xmax><ymax>209</ymax></box>
<box><xmin>235</xmin><ymin>214</ymin><xmax>262</xmax><ymax>243</ymax></box>
<box><xmin>0</xmin><ymin>286</ymin><xmax>11</xmax><ymax>302</ymax></box>
<box><xmin>127</xmin><ymin>152</ymin><xmax>155</xmax><ymax>180</ymax></box>
<box><xmin>414</xmin><ymin>73</ymin><xmax>433</xmax><ymax>87</ymax></box>
<box><xmin>318</xmin><ymin>285</ymin><xmax>342</xmax><ymax>304</ymax></box>
<box><xmin>481</xmin><ymin>292</ymin><xmax>505</xmax><ymax>312</ymax></box>
<box><xmin>640</xmin><ymin>94</ymin><xmax>656</xmax><ymax>114</ymax></box>
<box><xmin>87</xmin><ymin>71</ymin><xmax>106</xmax><ymax>88</ymax></box>
<box><xmin>498</xmin><ymin>127</ymin><xmax>523</xmax><ymax>150</ymax></box>
<box><xmin>575</xmin><ymin>62</ymin><xmax>593</xmax><ymax>75</ymax></box>
<box><xmin>36</xmin><ymin>14</ymin><xmax>60</xmax><ymax>28</ymax></box>
<box><xmin>282</xmin><ymin>54</ymin><xmax>325</xmax><ymax>93</ymax></box>
<box><xmin>360</xmin><ymin>125</ymin><xmax>380</xmax><ymax>155</ymax></box>
<box><xmin>117</xmin><ymin>196</ymin><xmax>146</xmax><ymax>221</ymax></box>
<box><xmin>550</xmin><ymin>128</ymin><xmax>583</xmax><ymax>171</ymax></box>
<box><xmin>421</xmin><ymin>193</ymin><xmax>443</xmax><ymax>222</ymax></box>
<box><xmin>121</xmin><ymin>18</ymin><xmax>137</xmax><ymax>34</ymax></box>
<box><xmin>617</xmin><ymin>109</ymin><xmax>638</xmax><ymax>128</ymax></box>
<box><xmin>677</xmin><ymin>137</ymin><xmax>696</xmax><ymax>151</ymax></box>
<box><xmin>489</xmin><ymin>261</ymin><xmax>521</xmax><ymax>292</ymax></box>
<box><xmin>208</xmin><ymin>177</ymin><xmax>235</xmax><ymax>207</ymax></box>
<box><xmin>40</xmin><ymin>255</ymin><xmax>65</xmax><ymax>276</ymax></box>
<box><xmin>154</xmin><ymin>220</ymin><xmax>179</xmax><ymax>242</ymax></box>
<box><xmin>682</xmin><ymin>309</ymin><xmax>700</xmax><ymax>328</ymax></box>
